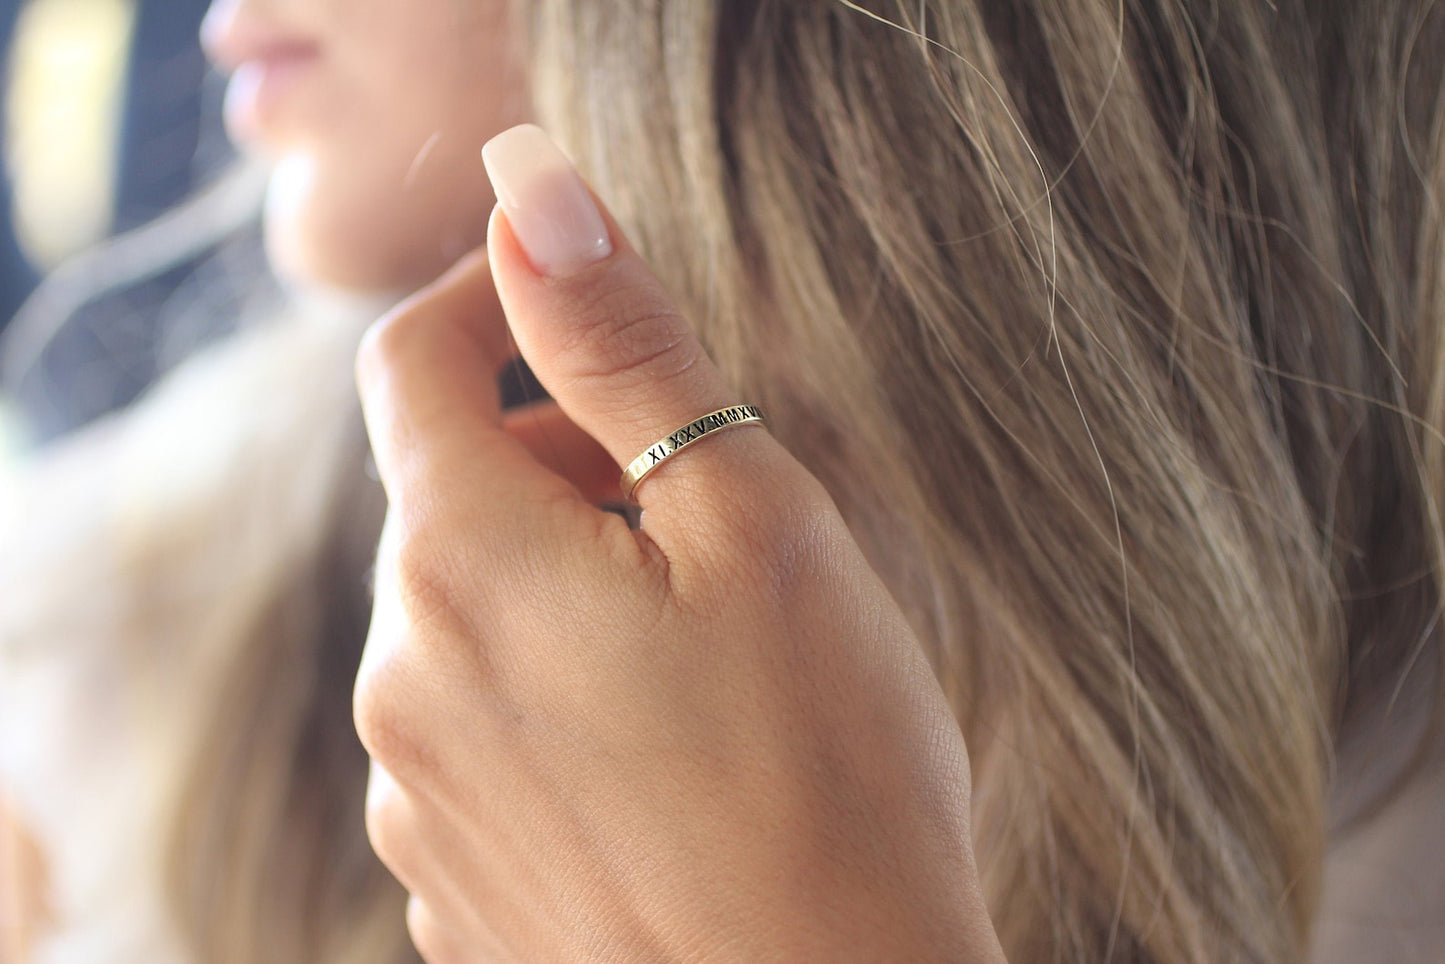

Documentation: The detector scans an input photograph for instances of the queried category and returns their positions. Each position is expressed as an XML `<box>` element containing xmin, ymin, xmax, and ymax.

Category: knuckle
<box><xmin>687</xmin><ymin>463</ymin><xmax>847</xmax><ymax>605</ymax></box>
<box><xmin>405</xmin><ymin>897</ymin><xmax>456</xmax><ymax>964</ymax></box>
<box><xmin>362</xmin><ymin>776</ymin><xmax>412</xmax><ymax>872</ymax></box>
<box><xmin>390</xmin><ymin>523</ymin><xmax>472</xmax><ymax>635</ymax></box>
<box><xmin>356</xmin><ymin>306</ymin><xmax>419</xmax><ymax>391</ymax></box>
<box><xmin>353</xmin><ymin>661</ymin><xmax>429</xmax><ymax>777</ymax></box>
<box><xmin>356</xmin><ymin>298</ymin><xmax>469</xmax><ymax>398</ymax></box>
<box><xmin>554</xmin><ymin>276</ymin><xmax>702</xmax><ymax>389</ymax></box>
<box><xmin>745</xmin><ymin>479</ymin><xmax>841</xmax><ymax>582</ymax></box>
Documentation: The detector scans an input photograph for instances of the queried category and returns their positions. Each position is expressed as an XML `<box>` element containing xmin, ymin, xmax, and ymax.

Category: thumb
<box><xmin>480</xmin><ymin>124</ymin><xmax>791</xmax><ymax>520</ymax></box>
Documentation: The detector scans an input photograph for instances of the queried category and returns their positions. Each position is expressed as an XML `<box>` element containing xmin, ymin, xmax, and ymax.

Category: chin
<box><xmin>261</xmin><ymin>153</ymin><xmax>489</xmax><ymax>295</ymax></box>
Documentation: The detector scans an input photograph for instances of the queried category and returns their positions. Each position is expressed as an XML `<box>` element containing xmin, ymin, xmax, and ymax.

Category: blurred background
<box><xmin>0</xmin><ymin>0</ymin><xmax>273</xmax><ymax>455</ymax></box>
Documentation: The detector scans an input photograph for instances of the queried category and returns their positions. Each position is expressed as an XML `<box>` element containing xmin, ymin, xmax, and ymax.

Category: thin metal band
<box><xmin>620</xmin><ymin>404</ymin><xmax>767</xmax><ymax>502</ymax></box>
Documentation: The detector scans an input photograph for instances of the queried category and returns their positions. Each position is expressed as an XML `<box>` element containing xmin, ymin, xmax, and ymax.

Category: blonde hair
<box><xmin>522</xmin><ymin>1</ymin><xmax>1443</xmax><ymax>960</ymax></box>
<box><xmin>4</xmin><ymin>1</ymin><xmax>1442</xmax><ymax>962</ymax></box>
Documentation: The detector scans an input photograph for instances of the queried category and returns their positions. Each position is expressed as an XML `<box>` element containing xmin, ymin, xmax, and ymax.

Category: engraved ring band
<box><xmin>619</xmin><ymin>404</ymin><xmax>767</xmax><ymax>503</ymax></box>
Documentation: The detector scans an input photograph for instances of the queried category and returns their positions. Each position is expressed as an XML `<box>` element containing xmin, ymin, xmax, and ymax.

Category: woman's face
<box><xmin>201</xmin><ymin>0</ymin><xmax>530</xmax><ymax>292</ymax></box>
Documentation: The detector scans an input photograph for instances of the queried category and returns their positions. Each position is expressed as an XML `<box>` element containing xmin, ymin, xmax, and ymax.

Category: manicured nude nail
<box><xmin>481</xmin><ymin>124</ymin><xmax>612</xmax><ymax>277</ymax></box>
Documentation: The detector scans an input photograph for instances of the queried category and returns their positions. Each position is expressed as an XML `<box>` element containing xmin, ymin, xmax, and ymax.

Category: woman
<box><xmin>3</xmin><ymin>0</ymin><xmax>1442</xmax><ymax>961</ymax></box>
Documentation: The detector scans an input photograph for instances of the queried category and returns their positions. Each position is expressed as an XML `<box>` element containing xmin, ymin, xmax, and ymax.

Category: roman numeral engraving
<box><xmin>620</xmin><ymin>404</ymin><xmax>768</xmax><ymax>501</ymax></box>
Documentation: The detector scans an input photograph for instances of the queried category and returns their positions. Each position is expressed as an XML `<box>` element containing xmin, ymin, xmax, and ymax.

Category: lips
<box><xmin>200</xmin><ymin>1</ymin><xmax>322</xmax><ymax>143</ymax></box>
<box><xmin>199</xmin><ymin>1</ymin><xmax>321</xmax><ymax>75</ymax></box>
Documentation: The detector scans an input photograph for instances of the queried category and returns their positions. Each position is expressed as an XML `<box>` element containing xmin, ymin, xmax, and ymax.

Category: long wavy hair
<box><xmin>521</xmin><ymin>2</ymin><xmax>1445</xmax><ymax>958</ymax></box>
<box><xmin>5</xmin><ymin>1</ymin><xmax>1442</xmax><ymax>962</ymax></box>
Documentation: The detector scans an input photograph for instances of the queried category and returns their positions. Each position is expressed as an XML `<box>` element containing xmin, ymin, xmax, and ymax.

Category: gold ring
<box><xmin>620</xmin><ymin>404</ymin><xmax>767</xmax><ymax>502</ymax></box>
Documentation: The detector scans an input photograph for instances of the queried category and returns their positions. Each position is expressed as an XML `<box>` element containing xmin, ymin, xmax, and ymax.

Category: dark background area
<box><xmin>0</xmin><ymin>0</ymin><xmax>250</xmax><ymax>444</ymax></box>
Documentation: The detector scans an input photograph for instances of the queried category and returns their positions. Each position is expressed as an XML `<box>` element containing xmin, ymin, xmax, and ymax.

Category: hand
<box><xmin>353</xmin><ymin>124</ymin><xmax>1004</xmax><ymax>963</ymax></box>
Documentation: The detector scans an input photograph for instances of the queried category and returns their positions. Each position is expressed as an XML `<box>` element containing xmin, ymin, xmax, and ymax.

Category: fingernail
<box><xmin>481</xmin><ymin>124</ymin><xmax>613</xmax><ymax>277</ymax></box>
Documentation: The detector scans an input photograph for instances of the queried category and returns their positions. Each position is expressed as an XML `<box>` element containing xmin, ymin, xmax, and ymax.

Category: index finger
<box><xmin>354</xmin><ymin>247</ymin><xmax>599</xmax><ymax>547</ymax></box>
